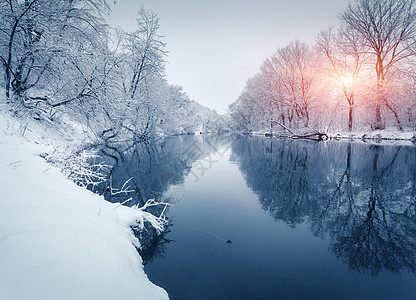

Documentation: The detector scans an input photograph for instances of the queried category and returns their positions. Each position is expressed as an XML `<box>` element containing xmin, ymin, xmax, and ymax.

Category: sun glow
<box><xmin>339</xmin><ymin>74</ymin><xmax>354</xmax><ymax>87</ymax></box>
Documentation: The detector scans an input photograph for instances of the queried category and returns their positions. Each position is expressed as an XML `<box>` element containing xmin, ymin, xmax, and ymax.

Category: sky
<box><xmin>107</xmin><ymin>0</ymin><xmax>351</xmax><ymax>114</ymax></box>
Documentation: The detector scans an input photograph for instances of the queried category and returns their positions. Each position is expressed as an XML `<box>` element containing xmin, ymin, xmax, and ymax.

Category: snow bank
<box><xmin>249</xmin><ymin>129</ymin><xmax>416</xmax><ymax>146</ymax></box>
<box><xmin>328</xmin><ymin>130</ymin><xmax>416</xmax><ymax>146</ymax></box>
<box><xmin>0</xmin><ymin>112</ymin><xmax>168</xmax><ymax>300</ymax></box>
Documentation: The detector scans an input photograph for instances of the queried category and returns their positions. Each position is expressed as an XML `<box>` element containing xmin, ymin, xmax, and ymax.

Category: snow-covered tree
<box><xmin>340</xmin><ymin>0</ymin><xmax>416</xmax><ymax>130</ymax></box>
<box><xmin>0</xmin><ymin>0</ymin><xmax>109</xmax><ymax>101</ymax></box>
<box><xmin>317</xmin><ymin>28</ymin><xmax>369</xmax><ymax>131</ymax></box>
<box><xmin>122</xmin><ymin>7</ymin><xmax>166</xmax><ymax>100</ymax></box>
<box><xmin>230</xmin><ymin>40</ymin><xmax>321</xmax><ymax>133</ymax></box>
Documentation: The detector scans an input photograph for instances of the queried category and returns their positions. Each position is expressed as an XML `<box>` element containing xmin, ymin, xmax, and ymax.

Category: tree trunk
<box><xmin>374</xmin><ymin>102</ymin><xmax>383</xmax><ymax>130</ymax></box>
<box><xmin>304</xmin><ymin>106</ymin><xmax>309</xmax><ymax>128</ymax></box>
<box><xmin>385</xmin><ymin>101</ymin><xmax>403</xmax><ymax>131</ymax></box>
<box><xmin>4</xmin><ymin>0</ymin><xmax>37</xmax><ymax>99</ymax></box>
<box><xmin>273</xmin><ymin>121</ymin><xmax>328</xmax><ymax>141</ymax></box>
<box><xmin>374</xmin><ymin>57</ymin><xmax>385</xmax><ymax>130</ymax></box>
<box><xmin>5</xmin><ymin>73</ymin><xmax>11</xmax><ymax>98</ymax></box>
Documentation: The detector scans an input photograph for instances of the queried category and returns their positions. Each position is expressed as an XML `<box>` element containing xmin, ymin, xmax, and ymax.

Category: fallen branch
<box><xmin>272</xmin><ymin>121</ymin><xmax>296</xmax><ymax>135</ymax></box>
<box><xmin>271</xmin><ymin>121</ymin><xmax>328</xmax><ymax>141</ymax></box>
<box><xmin>291</xmin><ymin>132</ymin><xmax>329</xmax><ymax>141</ymax></box>
<box><xmin>132</xmin><ymin>199</ymin><xmax>171</xmax><ymax>234</ymax></box>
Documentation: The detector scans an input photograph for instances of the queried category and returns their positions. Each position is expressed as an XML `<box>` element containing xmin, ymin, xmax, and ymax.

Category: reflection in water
<box><xmin>90</xmin><ymin>134</ymin><xmax>236</xmax><ymax>260</ymax></box>
<box><xmin>231</xmin><ymin>137</ymin><xmax>416</xmax><ymax>275</ymax></box>
<box><xmin>138</xmin><ymin>225</ymin><xmax>174</xmax><ymax>266</ymax></box>
<box><xmin>93</xmin><ymin>134</ymin><xmax>234</xmax><ymax>206</ymax></box>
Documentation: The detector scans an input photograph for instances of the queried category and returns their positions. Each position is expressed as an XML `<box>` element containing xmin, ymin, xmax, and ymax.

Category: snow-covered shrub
<box><xmin>46</xmin><ymin>149</ymin><xmax>110</xmax><ymax>189</ymax></box>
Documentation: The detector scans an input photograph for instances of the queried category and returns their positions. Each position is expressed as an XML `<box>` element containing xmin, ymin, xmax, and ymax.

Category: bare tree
<box><xmin>123</xmin><ymin>7</ymin><xmax>167</xmax><ymax>100</ymax></box>
<box><xmin>268</xmin><ymin>40</ymin><xmax>319</xmax><ymax>128</ymax></box>
<box><xmin>0</xmin><ymin>0</ymin><xmax>40</xmax><ymax>99</ymax></box>
<box><xmin>0</xmin><ymin>0</ymin><xmax>109</xmax><ymax>103</ymax></box>
<box><xmin>317</xmin><ymin>28</ymin><xmax>369</xmax><ymax>131</ymax></box>
<box><xmin>229</xmin><ymin>41</ymin><xmax>321</xmax><ymax>133</ymax></box>
<box><xmin>340</xmin><ymin>0</ymin><xmax>416</xmax><ymax>130</ymax></box>
<box><xmin>260</xmin><ymin>60</ymin><xmax>290</xmax><ymax>134</ymax></box>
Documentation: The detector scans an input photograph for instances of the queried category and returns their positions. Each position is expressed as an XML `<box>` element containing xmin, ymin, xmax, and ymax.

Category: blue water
<box><xmin>95</xmin><ymin>135</ymin><xmax>416</xmax><ymax>299</ymax></box>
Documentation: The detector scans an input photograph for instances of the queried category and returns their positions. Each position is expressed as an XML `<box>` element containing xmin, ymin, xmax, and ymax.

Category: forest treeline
<box><xmin>0</xmin><ymin>0</ymin><xmax>223</xmax><ymax>142</ymax></box>
<box><xmin>229</xmin><ymin>0</ymin><xmax>416</xmax><ymax>134</ymax></box>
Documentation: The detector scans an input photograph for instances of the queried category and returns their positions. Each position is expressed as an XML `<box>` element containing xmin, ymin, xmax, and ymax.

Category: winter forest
<box><xmin>230</xmin><ymin>0</ymin><xmax>416</xmax><ymax>134</ymax></box>
<box><xmin>2</xmin><ymin>0</ymin><xmax>416</xmax><ymax>137</ymax></box>
<box><xmin>1</xmin><ymin>1</ymin><xmax>416</xmax><ymax>300</ymax></box>
<box><xmin>0</xmin><ymin>0</ymin><xmax>223</xmax><ymax>143</ymax></box>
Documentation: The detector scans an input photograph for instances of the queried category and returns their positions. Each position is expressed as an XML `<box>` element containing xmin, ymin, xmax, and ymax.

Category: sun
<box><xmin>339</xmin><ymin>74</ymin><xmax>354</xmax><ymax>87</ymax></box>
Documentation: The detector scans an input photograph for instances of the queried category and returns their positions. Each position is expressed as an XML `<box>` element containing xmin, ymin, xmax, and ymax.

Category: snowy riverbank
<box><xmin>250</xmin><ymin>129</ymin><xmax>416</xmax><ymax>146</ymax></box>
<box><xmin>0</xmin><ymin>112</ymin><xmax>168</xmax><ymax>299</ymax></box>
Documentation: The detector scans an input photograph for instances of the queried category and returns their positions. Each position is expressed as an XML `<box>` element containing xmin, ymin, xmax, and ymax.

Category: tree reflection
<box><xmin>231</xmin><ymin>137</ymin><xmax>416</xmax><ymax>275</ymax></box>
<box><xmin>138</xmin><ymin>224</ymin><xmax>174</xmax><ymax>266</ymax></box>
<box><xmin>90</xmin><ymin>134</ymin><xmax>232</xmax><ymax>206</ymax></box>
<box><xmin>328</xmin><ymin>145</ymin><xmax>416</xmax><ymax>275</ymax></box>
<box><xmin>230</xmin><ymin>138</ymin><xmax>319</xmax><ymax>226</ymax></box>
<box><xmin>88</xmin><ymin>134</ymin><xmax>234</xmax><ymax>260</ymax></box>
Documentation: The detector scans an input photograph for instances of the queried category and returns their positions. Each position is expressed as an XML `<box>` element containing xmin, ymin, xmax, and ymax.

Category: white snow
<box><xmin>0</xmin><ymin>111</ymin><xmax>168</xmax><ymax>300</ymax></box>
<box><xmin>249</xmin><ymin>129</ymin><xmax>416</xmax><ymax>145</ymax></box>
<box><xmin>328</xmin><ymin>129</ymin><xmax>416</xmax><ymax>146</ymax></box>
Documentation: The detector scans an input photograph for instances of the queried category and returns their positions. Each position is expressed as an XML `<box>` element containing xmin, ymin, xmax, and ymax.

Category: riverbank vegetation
<box><xmin>229</xmin><ymin>0</ymin><xmax>416</xmax><ymax>135</ymax></box>
<box><xmin>0</xmin><ymin>1</ymin><xmax>221</xmax><ymax>144</ymax></box>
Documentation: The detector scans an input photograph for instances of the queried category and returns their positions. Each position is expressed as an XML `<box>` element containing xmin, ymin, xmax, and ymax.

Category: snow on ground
<box><xmin>329</xmin><ymin>129</ymin><xmax>415</xmax><ymax>140</ymax></box>
<box><xmin>328</xmin><ymin>130</ymin><xmax>416</xmax><ymax>146</ymax></box>
<box><xmin>252</xmin><ymin>129</ymin><xmax>416</xmax><ymax>146</ymax></box>
<box><xmin>0</xmin><ymin>111</ymin><xmax>168</xmax><ymax>300</ymax></box>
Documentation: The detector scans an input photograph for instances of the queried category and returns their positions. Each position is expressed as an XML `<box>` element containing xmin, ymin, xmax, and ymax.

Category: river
<box><xmin>93</xmin><ymin>134</ymin><xmax>416</xmax><ymax>300</ymax></box>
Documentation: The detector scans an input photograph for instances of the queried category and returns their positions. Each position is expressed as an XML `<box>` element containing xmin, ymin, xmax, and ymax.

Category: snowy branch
<box><xmin>131</xmin><ymin>199</ymin><xmax>171</xmax><ymax>234</ymax></box>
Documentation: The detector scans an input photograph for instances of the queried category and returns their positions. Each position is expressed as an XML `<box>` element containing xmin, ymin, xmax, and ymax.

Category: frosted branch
<box><xmin>132</xmin><ymin>199</ymin><xmax>171</xmax><ymax>234</ymax></box>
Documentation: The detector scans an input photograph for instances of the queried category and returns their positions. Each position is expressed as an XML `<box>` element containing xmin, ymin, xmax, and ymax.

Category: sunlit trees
<box><xmin>230</xmin><ymin>74</ymin><xmax>275</xmax><ymax>133</ymax></box>
<box><xmin>259</xmin><ymin>62</ymin><xmax>289</xmax><ymax>133</ymax></box>
<box><xmin>339</xmin><ymin>0</ymin><xmax>416</xmax><ymax>130</ymax></box>
<box><xmin>268</xmin><ymin>40</ymin><xmax>319</xmax><ymax>128</ymax></box>
<box><xmin>317</xmin><ymin>28</ymin><xmax>368</xmax><ymax>131</ymax></box>
<box><xmin>230</xmin><ymin>0</ymin><xmax>416</xmax><ymax>133</ymax></box>
<box><xmin>230</xmin><ymin>40</ymin><xmax>321</xmax><ymax>133</ymax></box>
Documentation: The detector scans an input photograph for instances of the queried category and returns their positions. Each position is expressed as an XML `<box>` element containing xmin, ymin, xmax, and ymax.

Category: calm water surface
<box><xmin>95</xmin><ymin>135</ymin><xmax>416</xmax><ymax>300</ymax></box>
